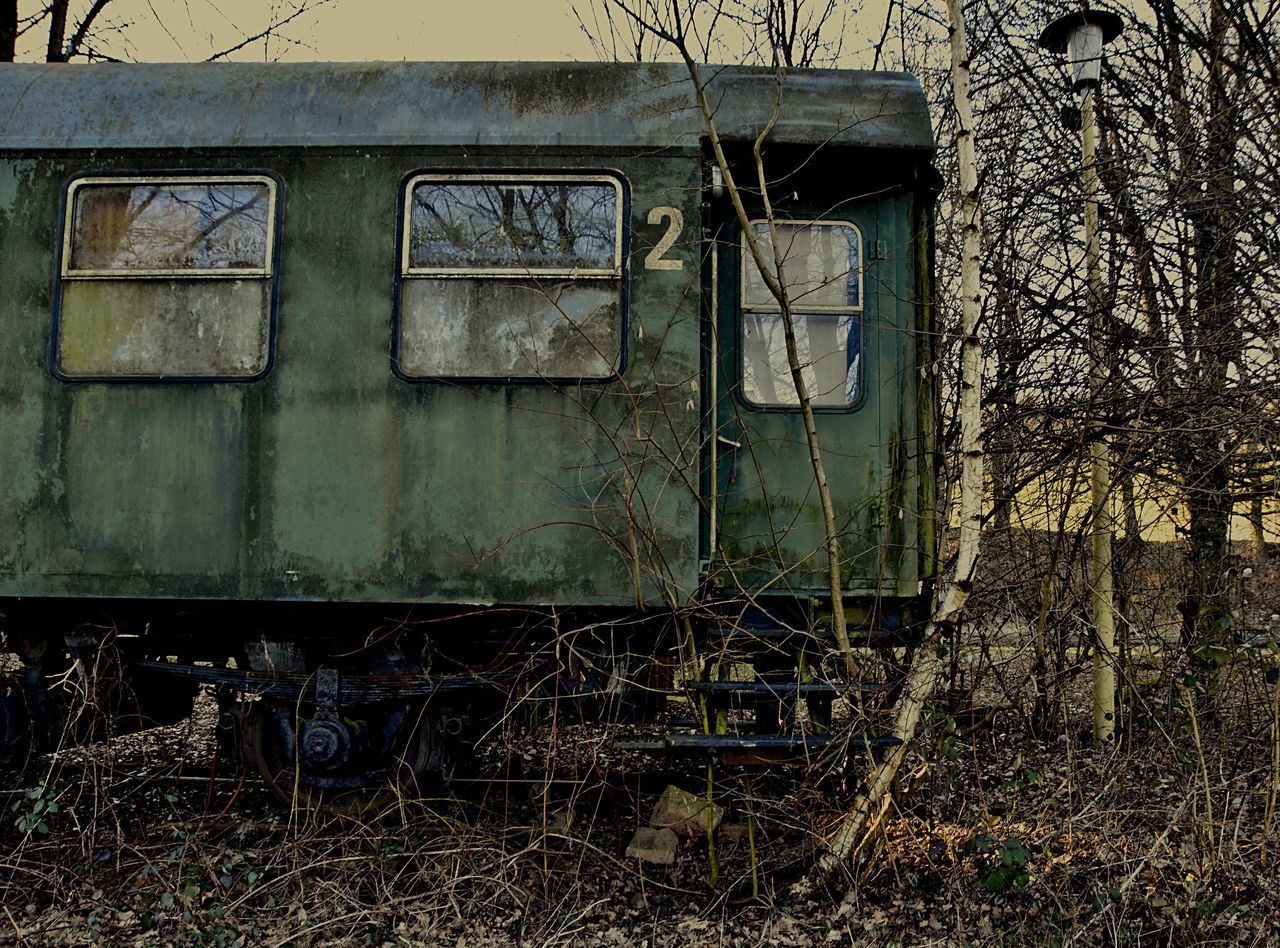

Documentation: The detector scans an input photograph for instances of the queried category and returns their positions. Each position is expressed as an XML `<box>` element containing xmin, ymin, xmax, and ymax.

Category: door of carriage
<box><xmin>702</xmin><ymin>193</ymin><xmax>921</xmax><ymax>603</ymax></box>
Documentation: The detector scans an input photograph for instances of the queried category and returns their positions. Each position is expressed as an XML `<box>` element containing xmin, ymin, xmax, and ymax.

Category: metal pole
<box><xmin>1083</xmin><ymin>84</ymin><xmax>1116</xmax><ymax>743</ymax></box>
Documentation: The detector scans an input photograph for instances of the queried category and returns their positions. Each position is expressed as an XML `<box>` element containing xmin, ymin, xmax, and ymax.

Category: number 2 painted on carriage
<box><xmin>644</xmin><ymin>206</ymin><xmax>684</xmax><ymax>271</ymax></box>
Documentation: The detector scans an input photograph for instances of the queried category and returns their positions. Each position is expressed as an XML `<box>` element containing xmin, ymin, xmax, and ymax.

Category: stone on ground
<box><xmin>649</xmin><ymin>784</ymin><xmax>724</xmax><ymax>837</ymax></box>
<box><xmin>545</xmin><ymin>808</ymin><xmax>573</xmax><ymax>835</ymax></box>
<box><xmin>717</xmin><ymin>822</ymin><xmax>749</xmax><ymax>844</ymax></box>
<box><xmin>625</xmin><ymin>826</ymin><xmax>679</xmax><ymax>865</ymax></box>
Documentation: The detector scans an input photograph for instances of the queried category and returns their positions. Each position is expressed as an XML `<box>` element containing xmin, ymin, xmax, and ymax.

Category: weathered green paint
<box><xmin>0</xmin><ymin>151</ymin><xmax>702</xmax><ymax>605</ymax></box>
<box><xmin>913</xmin><ymin>189</ymin><xmax>940</xmax><ymax>594</ymax></box>
<box><xmin>0</xmin><ymin>64</ymin><xmax>935</xmax><ymax>612</ymax></box>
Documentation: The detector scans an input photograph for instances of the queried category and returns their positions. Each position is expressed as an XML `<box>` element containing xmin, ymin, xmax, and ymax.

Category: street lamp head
<box><xmin>1039</xmin><ymin>9</ymin><xmax>1125</xmax><ymax>91</ymax></box>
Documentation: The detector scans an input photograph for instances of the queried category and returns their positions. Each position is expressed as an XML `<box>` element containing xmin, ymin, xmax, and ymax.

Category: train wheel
<box><xmin>241</xmin><ymin>698</ymin><xmax>446</xmax><ymax>815</ymax></box>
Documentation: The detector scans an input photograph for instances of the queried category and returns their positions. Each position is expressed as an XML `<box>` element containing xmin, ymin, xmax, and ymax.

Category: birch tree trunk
<box><xmin>808</xmin><ymin>0</ymin><xmax>985</xmax><ymax>881</ymax></box>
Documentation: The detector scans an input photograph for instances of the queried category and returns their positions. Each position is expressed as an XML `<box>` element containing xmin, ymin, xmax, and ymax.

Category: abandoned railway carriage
<box><xmin>0</xmin><ymin>61</ymin><xmax>936</xmax><ymax>804</ymax></box>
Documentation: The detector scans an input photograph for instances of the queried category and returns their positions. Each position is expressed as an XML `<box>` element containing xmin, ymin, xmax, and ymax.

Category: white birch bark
<box><xmin>808</xmin><ymin>0</ymin><xmax>985</xmax><ymax>881</ymax></box>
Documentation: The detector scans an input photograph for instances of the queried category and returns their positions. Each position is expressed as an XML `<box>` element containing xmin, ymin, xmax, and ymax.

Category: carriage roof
<box><xmin>0</xmin><ymin>61</ymin><xmax>933</xmax><ymax>153</ymax></box>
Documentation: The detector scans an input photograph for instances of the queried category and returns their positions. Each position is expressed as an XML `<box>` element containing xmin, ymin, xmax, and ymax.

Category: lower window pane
<box><xmin>56</xmin><ymin>279</ymin><xmax>271</xmax><ymax>378</ymax></box>
<box><xmin>398</xmin><ymin>278</ymin><xmax>621</xmax><ymax>379</ymax></box>
<box><xmin>741</xmin><ymin>312</ymin><xmax>861</xmax><ymax>408</ymax></box>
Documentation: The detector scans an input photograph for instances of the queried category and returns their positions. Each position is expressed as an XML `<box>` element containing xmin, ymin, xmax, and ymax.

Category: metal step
<box><xmin>612</xmin><ymin>732</ymin><xmax>901</xmax><ymax>753</ymax></box>
<box><xmin>684</xmin><ymin>680</ymin><xmax>894</xmax><ymax>697</ymax></box>
<box><xmin>707</xmin><ymin>624</ymin><xmax>916</xmax><ymax>647</ymax></box>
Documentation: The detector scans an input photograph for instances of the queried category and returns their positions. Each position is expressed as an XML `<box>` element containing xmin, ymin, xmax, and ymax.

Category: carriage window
<box><xmin>396</xmin><ymin>174</ymin><xmax>626</xmax><ymax>380</ymax></box>
<box><xmin>54</xmin><ymin>176</ymin><xmax>278</xmax><ymax>380</ymax></box>
<box><xmin>740</xmin><ymin>221</ymin><xmax>863</xmax><ymax>409</ymax></box>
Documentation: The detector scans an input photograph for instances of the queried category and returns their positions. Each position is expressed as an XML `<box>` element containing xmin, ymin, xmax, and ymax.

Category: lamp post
<box><xmin>1039</xmin><ymin>9</ymin><xmax>1125</xmax><ymax>744</ymax></box>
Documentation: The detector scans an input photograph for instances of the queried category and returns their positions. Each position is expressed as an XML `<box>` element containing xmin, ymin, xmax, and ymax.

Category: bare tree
<box><xmin>587</xmin><ymin>0</ymin><xmax>877</xmax><ymax>676</ymax></box>
<box><xmin>913</xmin><ymin>0</ymin><xmax>1280</xmax><ymax>727</ymax></box>
<box><xmin>580</xmin><ymin>0</ymin><xmax>990</xmax><ymax>881</ymax></box>
<box><xmin>3</xmin><ymin>0</ymin><xmax>333</xmax><ymax>63</ymax></box>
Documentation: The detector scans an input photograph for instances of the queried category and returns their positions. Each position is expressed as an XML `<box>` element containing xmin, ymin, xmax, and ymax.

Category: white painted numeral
<box><xmin>644</xmin><ymin>206</ymin><xmax>684</xmax><ymax>271</ymax></box>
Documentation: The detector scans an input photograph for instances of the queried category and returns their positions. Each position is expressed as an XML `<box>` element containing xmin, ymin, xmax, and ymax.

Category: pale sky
<box><xmin>15</xmin><ymin>0</ymin><xmax>892</xmax><ymax>65</ymax></box>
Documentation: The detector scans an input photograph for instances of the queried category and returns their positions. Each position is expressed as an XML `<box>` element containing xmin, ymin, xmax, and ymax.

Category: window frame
<box><xmin>737</xmin><ymin>218</ymin><xmax>866</xmax><ymax>413</ymax></box>
<box><xmin>393</xmin><ymin>170</ymin><xmax>630</xmax><ymax>385</ymax></box>
<box><xmin>51</xmin><ymin>171</ymin><xmax>283</xmax><ymax>383</ymax></box>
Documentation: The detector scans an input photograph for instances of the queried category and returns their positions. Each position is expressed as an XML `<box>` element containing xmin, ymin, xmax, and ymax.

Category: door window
<box><xmin>739</xmin><ymin>221</ymin><xmax>863</xmax><ymax>409</ymax></box>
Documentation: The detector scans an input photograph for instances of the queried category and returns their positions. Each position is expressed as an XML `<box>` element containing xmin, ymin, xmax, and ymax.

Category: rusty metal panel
<box><xmin>0</xmin><ymin>62</ymin><xmax>934</xmax><ymax>154</ymax></box>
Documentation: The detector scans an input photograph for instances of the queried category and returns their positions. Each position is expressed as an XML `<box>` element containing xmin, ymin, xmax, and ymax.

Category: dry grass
<box><xmin>3</xmin><ymin>538</ymin><xmax>1279</xmax><ymax>944</ymax></box>
<box><xmin>0</xmin><ymin>655</ymin><xmax>1275</xmax><ymax>945</ymax></box>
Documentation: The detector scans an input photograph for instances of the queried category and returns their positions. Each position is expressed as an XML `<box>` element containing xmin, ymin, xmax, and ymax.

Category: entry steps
<box><xmin>612</xmin><ymin>604</ymin><xmax>909</xmax><ymax>760</ymax></box>
<box><xmin>612</xmin><ymin>670</ymin><xmax>902</xmax><ymax>760</ymax></box>
<box><xmin>685</xmin><ymin>679</ymin><xmax>890</xmax><ymax>696</ymax></box>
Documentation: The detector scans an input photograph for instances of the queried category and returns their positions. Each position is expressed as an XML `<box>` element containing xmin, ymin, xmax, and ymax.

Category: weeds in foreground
<box><xmin>0</xmin><ymin>641</ymin><xmax>1277</xmax><ymax>946</ymax></box>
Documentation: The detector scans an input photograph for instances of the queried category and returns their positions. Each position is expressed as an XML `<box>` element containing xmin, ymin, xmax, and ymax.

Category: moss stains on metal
<box><xmin>0</xmin><ymin>63</ymin><xmax>936</xmax><ymax>608</ymax></box>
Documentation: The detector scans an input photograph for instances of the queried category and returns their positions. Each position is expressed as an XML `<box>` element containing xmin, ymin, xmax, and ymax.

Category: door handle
<box><xmin>716</xmin><ymin>434</ymin><xmax>742</xmax><ymax>484</ymax></box>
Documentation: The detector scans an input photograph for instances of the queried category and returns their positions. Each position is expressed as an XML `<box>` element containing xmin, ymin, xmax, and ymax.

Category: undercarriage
<box><xmin>0</xmin><ymin>596</ymin><xmax>921</xmax><ymax>810</ymax></box>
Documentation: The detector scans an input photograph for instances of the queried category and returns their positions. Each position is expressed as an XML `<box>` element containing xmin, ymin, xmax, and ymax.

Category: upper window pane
<box><xmin>67</xmin><ymin>180</ymin><xmax>272</xmax><ymax>274</ymax></box>
<box><xmin>406</xmin><ymin>178</ymin><xmax>620</xmax><ymax>274</ymax></box>
<box><xmin>742</xmin><ymin>222</ymin><xmax>861</xmax><ymax>310</ymax></box>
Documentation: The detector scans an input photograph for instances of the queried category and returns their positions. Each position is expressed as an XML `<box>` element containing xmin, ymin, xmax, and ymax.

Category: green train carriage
<box><xmin>0</xmin><ymin>61</ymin><xmax>936</xmax><ymax>802</ymax></box>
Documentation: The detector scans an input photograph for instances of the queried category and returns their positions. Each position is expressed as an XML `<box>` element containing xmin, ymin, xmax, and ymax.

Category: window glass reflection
<box><xmin>741</xmin><ymin>312</ymin><xmax>860</xmax><ymax>408</ymax></box>
<box><xmin>70</xmin><ymin>183</ymin><xmax>271</xmax><ymax>272</ymax></box>
<box><xmin>408</xmin><ymin>182</ymin><xmax>617</xmax><ymax>272</ymax></box>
